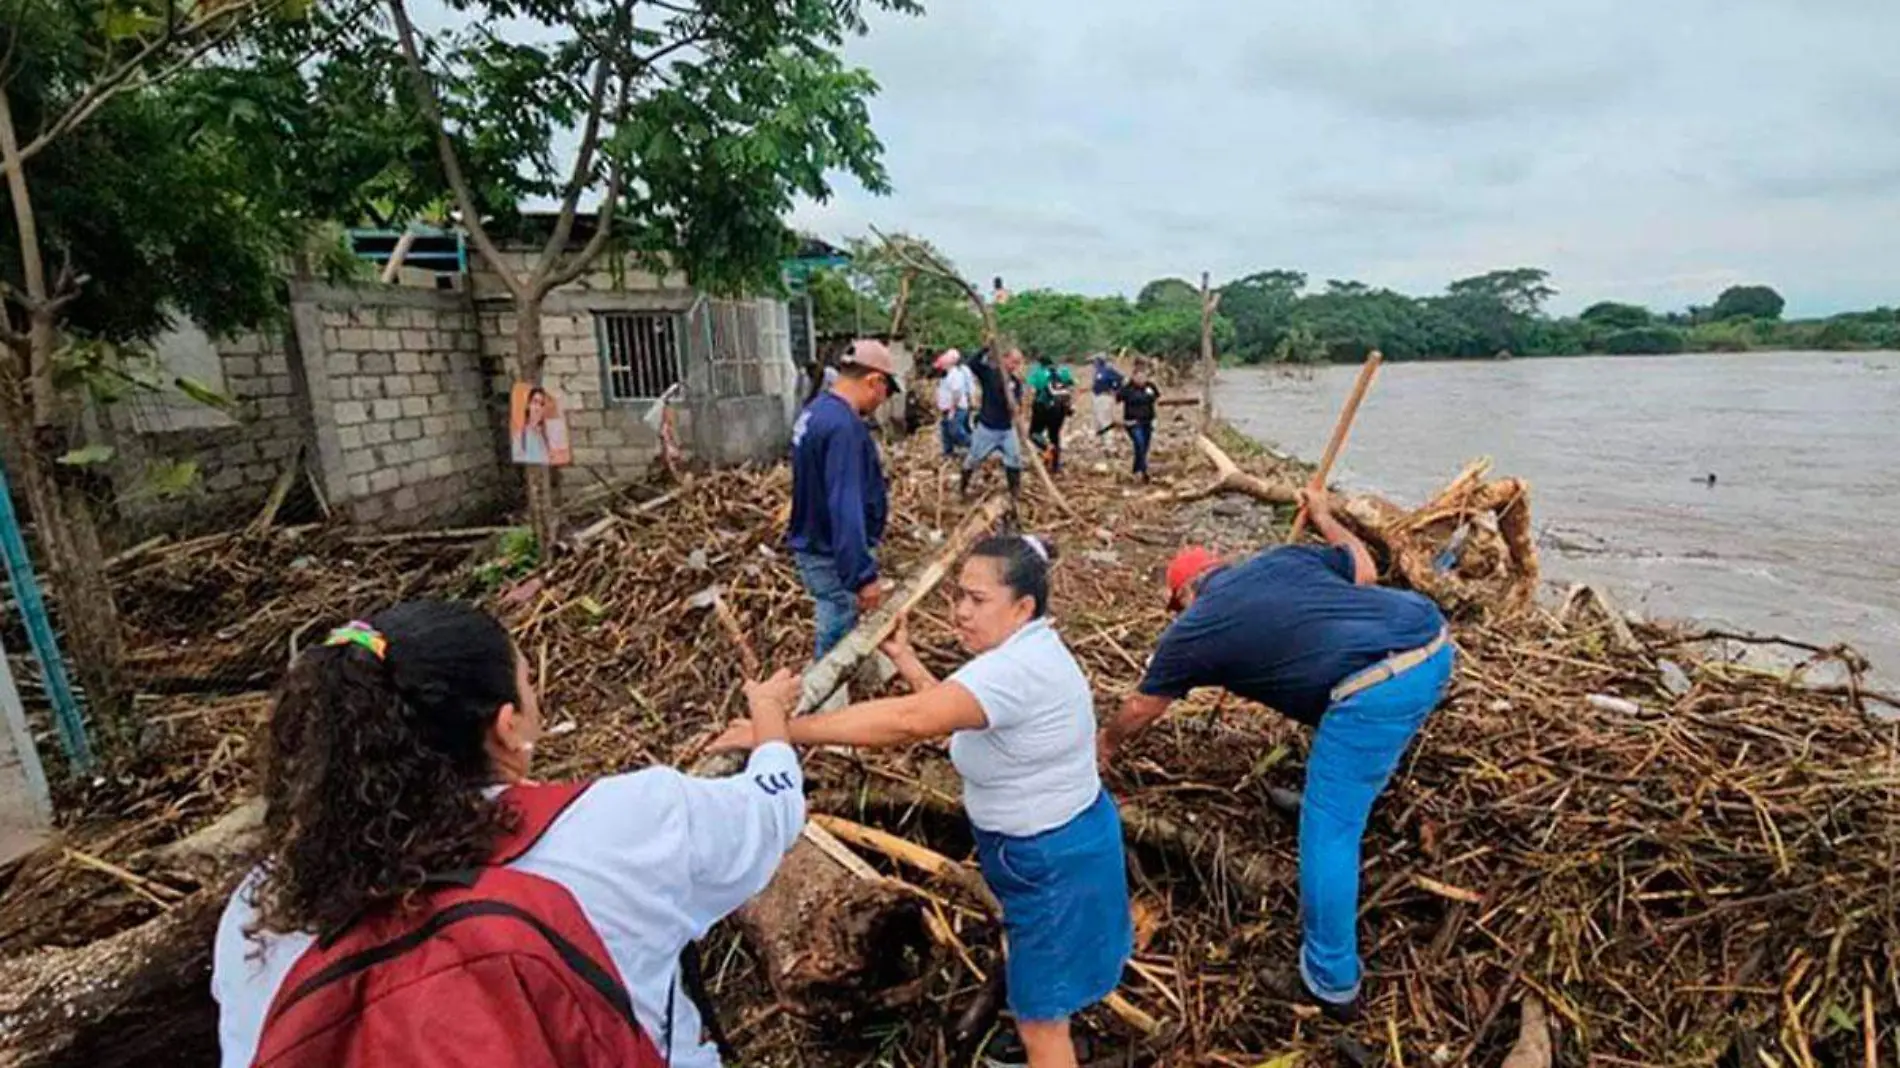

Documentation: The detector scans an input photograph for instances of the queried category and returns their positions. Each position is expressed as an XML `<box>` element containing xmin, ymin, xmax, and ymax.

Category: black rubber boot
<box><xmin>1261</xmin><ymin>964</ymin><xmax>1362</xmax><ymax>1023</ymax></box>
<box><xmin>959</xmin><ymin>466</ymin><xmax>974</xmax><ymax>500</ymax></box>
<box><xmin>1005</xmin><ymin>467</ymin><xmax>1022</xmax><ymax>504</ymax></box>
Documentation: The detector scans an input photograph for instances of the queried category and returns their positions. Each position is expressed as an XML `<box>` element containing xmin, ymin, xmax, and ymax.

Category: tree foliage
<box><xmin>1580</xmin><ymin>302</ymin><xmax>1653</xmax><ymax>330</ymax></box>
<box><xmin>1711</xmin><ymin>284</ymin><xmax>1786</xmax><ymax>322</ymax></box>
<box><xmin>1135</xmin><ymin>276</ymin><xmax>1198</xmax><ymax>312</ymax></box>
<box><xmin>996</xmin><ymin>289</ymin><xmax>1109</xmax><ymax>358</ymax></box>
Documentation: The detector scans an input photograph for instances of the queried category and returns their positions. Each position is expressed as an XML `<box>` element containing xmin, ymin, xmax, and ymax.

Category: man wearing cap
<box><xmin>787</xmin><ymin>340</ymin><xmax>898</xmax><ymax>657</ymax></box>
<box><xmin>1097</xmin><ymin>489</ymin><xmax>1453</xmax><ymax>1023</ymax></box>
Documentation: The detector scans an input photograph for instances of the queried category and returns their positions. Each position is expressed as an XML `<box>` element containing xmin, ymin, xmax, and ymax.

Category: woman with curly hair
<box><xmin>212</xmin><ymin>599</ymin><xmax>805</xmax><ymax>1068</ymax></box>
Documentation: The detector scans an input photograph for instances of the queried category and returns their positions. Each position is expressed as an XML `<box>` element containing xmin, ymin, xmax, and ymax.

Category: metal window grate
<box><xmin>597</xmin><ymin>312</ymin><xmax>683</xmax><ymax>402</ymax></box>
<box><xmin>700</xmin><ymin>299</ymin><xmax>767</xmax><ymax>399</ymax></box>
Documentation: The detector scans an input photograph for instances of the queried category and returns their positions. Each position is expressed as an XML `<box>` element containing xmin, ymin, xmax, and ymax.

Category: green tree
<box><xmin>995</xmin><ymin>289</ymin><xmax>1107</xmax><ymax>359</ymax></box>
<box><xmin>2</xmin><ymin>0</ymin><xmax>324</xmax><ymax>731</ymax></box>
<box><xmin>381</xmin><ymin>0</ymin><xmax>915</xmax><ymax>547</ymax></box>
<box><xmin>1135</xmin><ymin>276</ymin><xmax>1198</xmax><ymax>312</ymax></box>
<box><xmin>1579</xmin><ymin>301</ymin><xmax>1653</xmax><ymax>330</ymax></box>
<box><xmin>1219</xmin><ymin>269</ymin><xmax>1306</xmax><ymax>362</ymax></box>
<box><xmin>1447</xmin><ymin>267</ymin><xmax>1557</xmax><ymax>317</ymax></box>
<box><xmin>1121</xmin><ymin>304</ymin><xmax>1233</xmax><ymax>369</ymax></box>
<box><xmin>806</xmin><ymin>266</ymin><xmax>886</xmax><ymax>336</ymax></box>
<box><xmin>1711</xmin><ymin>284</ymin><xmax>1785</xmax><ymax>321</ymax></box>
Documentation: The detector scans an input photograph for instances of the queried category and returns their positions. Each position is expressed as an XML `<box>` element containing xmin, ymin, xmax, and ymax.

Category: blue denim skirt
<box><xmin>971</xmin><ymin>789</ymin><xmax>1134</xmax><ymax>1021</ymax></box>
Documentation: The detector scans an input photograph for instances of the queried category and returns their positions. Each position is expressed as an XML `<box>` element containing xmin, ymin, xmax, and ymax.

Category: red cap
<box><xmin>1166</xmin><ymin>546</ymin><xmax>1222</xmax><ymax>609</ymax></box>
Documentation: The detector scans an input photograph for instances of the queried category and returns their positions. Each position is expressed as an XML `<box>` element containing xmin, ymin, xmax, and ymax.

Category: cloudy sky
<box><xmin>785</xmin><ymin>0</ymin><xmax>1900</xmax><ymax>317</ymax></box>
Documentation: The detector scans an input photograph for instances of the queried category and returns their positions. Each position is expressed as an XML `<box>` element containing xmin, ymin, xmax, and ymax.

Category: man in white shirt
<box><xmin>934</xmin><ymin>349</ymin><xmax>974</xmax><ymax>457</ymax></box>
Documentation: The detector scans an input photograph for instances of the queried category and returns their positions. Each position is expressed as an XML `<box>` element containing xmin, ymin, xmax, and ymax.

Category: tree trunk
<box><xmin>513</xmin><ymin>299</ymin><xmax>560</xmax><ymax>553</ymax></box>
<box><xmin>0</xmin><ymin>884</ymin><xmax>229</xmax><ymax>1068</ymax></box>
<box><xmin>0</xmin><ymin>86</ymin><xmax>126</xmax><ymax>732</ymax></box>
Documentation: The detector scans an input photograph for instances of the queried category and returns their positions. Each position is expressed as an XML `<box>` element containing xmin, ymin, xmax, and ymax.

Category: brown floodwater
<box><xmin>1221</xmin><ymin>350</ymin><xmax>1900</xmax><ymax>691</ymax></box>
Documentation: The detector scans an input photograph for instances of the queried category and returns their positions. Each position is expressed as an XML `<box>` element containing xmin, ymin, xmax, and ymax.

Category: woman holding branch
<box><xmin>713</xmin><ymin>535</ymin><xmax>1132</xmax><ymax>1068</ymax></box>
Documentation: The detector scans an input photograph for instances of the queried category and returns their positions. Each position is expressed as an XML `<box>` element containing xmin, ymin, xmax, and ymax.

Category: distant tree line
<box><xmin>808</xmin><ymin>244</ymin><xmax>1900</xmax><ymax>364</ymax></box>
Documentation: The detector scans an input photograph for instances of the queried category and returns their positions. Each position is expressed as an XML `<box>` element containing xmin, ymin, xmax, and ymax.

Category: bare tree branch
<box><xmin>386</xmin><ymin>0</ymin><xmax>525</xmax><ymax>301</ymax></box>
<box><xmin>537</xmin><ymin>157</ymin><xmax>624</xmax><ymax>296</ymax></box>
<box><xmin>535</xmin><ymin>36</ymin><xmax>622</xmax><ymax>273</ymax></box>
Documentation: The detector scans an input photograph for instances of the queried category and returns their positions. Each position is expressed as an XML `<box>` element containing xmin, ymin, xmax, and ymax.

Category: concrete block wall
<box><xmin>293</xmin><ymin>282</ymin><xmax>510</xmax><ymax>529</ymax></box>
<box><xmin>104</xmin><ymin>329</ymin><xmax>310</xmax><ymax>539</ymax></box>
<box><xmin>477</xmin><ymin>280</ymin><xmax>700</xmax><ymax>488</ymax></box>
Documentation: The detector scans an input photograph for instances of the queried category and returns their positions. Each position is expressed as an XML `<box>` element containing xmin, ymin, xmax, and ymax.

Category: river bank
<box><xmin>0</xmin><ymin>411</ymin><xmax>1893</xmax><ymax>1065</ymax></box>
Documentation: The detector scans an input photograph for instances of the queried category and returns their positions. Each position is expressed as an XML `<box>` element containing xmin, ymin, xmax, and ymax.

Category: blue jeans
<box><xmin>793</xmin><ymin>552</ymin><xmax>858</xmax><ymax>658</ymax></box>
<box><xmin>1298</xmin><ymin>641</ymin><xmax>1454</xmax><ymax>1004</ymax></box>
<box><xmin>965</xmin><ymin>424</ymin><xmax>1022</xmax><ymax>471</ymax></box>
<box><xmin>1126</xmin><ymin>422</ymin><xmax>1153</xmax><ymax>475</ymax></box>
<box><xmin>939</xmin><ymin>410</ymin><xmax>971</xmax><ymax>457</ymax></box>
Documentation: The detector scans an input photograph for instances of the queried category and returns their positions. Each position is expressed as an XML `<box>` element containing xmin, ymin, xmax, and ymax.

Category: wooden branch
<box><xmin>10</xmin><ymin>0</ymin><xmax>279</xmax><ymax>169</ymax></box>
<box><xmin>538</xmin><ymin>42</ymin><xmax>620</xmax><ymax>273</ymax></box>
<box><xmin>1144</xmin><ymin>435</ymin><xmax>1299</xmax><ymax>507</ymax></box>
<box><xmin>378</xmin><ymin>230</ymin><xmax>418</xmax><ymax>283</ymax></box>
<box><xmin>1288</xmin><ymin>349</ymin><xmax>1382</xmax><ymax>541</ymax></box>
<box><xmin>865</xmin><ymin>226</ymin><xmax>1074</xmax><ymax>516</ymax></box>
<box><xmin>1198</xmin><ymin>271</ymin><xmax>1218</xmax><ymax>433</ymax></box>
<box><xmin>387</xmin><ymin>0</ymin><xmax>523</xmax><ymax>302</ymax></box>
<box><xmin>536</xmin><ymin>159</ymin><xmax>624</xmax><ymax>296</ymax></box>
<box><xmin>792</xmin><ymin>494</ymin><xmax>1007</xmax><ymax>719</ymax></box>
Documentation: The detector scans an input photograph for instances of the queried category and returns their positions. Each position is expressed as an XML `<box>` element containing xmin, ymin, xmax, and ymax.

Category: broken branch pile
<box><xmin>1</xmin><ymin>399</ymin><xmax>1894</xmax><ymax>1066</ymax></box>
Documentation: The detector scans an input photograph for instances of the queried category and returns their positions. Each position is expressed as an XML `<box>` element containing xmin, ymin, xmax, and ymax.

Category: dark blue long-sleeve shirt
<box><xmin>786</xmin><ymin>392</ymin><xmax>888</xmax><ymax>591</ymax></box>
<box><xmin>1091</xmin><ymin>358</ymin><xmax>1124</xmax><ymax>395</ymax></box>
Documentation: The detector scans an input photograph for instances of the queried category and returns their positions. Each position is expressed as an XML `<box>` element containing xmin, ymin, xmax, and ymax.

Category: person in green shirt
<box><xmin>1026</xmin><ymin>354</ymin><xmax>1077</xmax><ymax>474</ymax></box>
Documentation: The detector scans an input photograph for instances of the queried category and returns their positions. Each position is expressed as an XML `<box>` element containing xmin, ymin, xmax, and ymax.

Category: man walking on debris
<box><xmin>1026</xmin><ymin>353</ymin><xmax>1076</xmax><ymax>474</ymax></box>
<box><xmin>961</xmin><ymin>346</ymin><xmax>1026</xmax><ymax>506</ymax></box>
<box><xmin>788</xmin><ymin>340</ymin><xmax>897</xmax><ymax>658</ymax></box>
<box><xmin>1096</xmin><ymin>488</ymin><xmax>1453</xmax><ymax>1023</ymax></box>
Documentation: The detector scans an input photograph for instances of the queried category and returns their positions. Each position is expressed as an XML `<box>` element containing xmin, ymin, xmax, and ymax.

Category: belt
<box><xmin>1330</xmin><ymin>628</ymin><xmax>1451</xmax><ymax>704</ymax></box>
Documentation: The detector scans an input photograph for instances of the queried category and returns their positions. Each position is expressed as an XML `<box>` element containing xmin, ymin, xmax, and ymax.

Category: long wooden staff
<box><xmin>1287</xmin><ymin>349</ymin><xmax>1383</xmax><ymax>542</ymax></box>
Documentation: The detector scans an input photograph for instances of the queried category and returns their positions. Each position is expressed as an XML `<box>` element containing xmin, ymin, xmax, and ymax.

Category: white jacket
<box><xmin>212</xmin><ymin>743</ymin><xmax>805</xmax><ymax>1068</ymax></box>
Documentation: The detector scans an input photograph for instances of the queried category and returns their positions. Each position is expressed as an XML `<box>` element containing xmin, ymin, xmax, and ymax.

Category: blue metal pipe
<box><xmin>0</xmin><ymin>455</ymin><xmax>94</xmax><ymax>772</ymax></box>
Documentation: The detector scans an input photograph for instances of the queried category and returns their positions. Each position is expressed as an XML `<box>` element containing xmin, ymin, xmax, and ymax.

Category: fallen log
<box><xmin>1144</xmin><ymin>435</ymin><xmax>1300</xmax><ymax>508</ymax></box>
<box><xmin>0</xmin><ymin>888</ymin><xmax>227</xmax><ymax>1068</ymax></box>
<box><xmin>713</xmin><ymin>495</ymin><xmax>1008</xmax><ymax>1017</ymax></box>
<box><xmin>0</xmin><ymin>496</ymin><xmax>1009</xmax><ymax>1063</ymax></box>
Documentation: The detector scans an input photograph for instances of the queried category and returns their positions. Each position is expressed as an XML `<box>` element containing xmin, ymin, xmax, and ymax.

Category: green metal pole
<box><xmin>0</xmin><ymin>456</ymin><xmax>92</xmax><ymax>771</ymax></box>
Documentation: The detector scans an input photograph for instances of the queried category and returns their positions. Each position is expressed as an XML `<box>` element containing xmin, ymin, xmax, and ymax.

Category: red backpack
<box><xmin>250</xmin><ymin>783</ymin><xmax>670</xmax><ymax>1068</ymax></box>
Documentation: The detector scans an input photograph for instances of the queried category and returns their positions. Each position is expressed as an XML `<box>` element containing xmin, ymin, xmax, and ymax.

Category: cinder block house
<box><xmin>96</xmin><ymin>227</ymin><xmax>836</xmax><ymax>539</ymax></box>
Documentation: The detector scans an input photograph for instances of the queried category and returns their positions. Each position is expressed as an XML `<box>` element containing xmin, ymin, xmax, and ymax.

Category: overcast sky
<box><xmin>784</xmin><ymin>0</ymin><xmax>1900</xmax><ymax>317</ymax></box>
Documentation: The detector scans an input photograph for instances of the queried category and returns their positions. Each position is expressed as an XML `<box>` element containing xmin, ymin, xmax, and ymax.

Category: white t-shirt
<box><xmin>211</xmin><ymin>743</ymin><xmax>805</xmax><ymax>1068</ymax></box>
<box><xmin>947</xmin><ymin>618</ymin><xmax>1101</xmax><ymax>837</ymax></box>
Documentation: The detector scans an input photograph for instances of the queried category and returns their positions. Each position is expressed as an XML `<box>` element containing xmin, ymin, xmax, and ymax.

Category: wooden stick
<box><xmin>812</xmin><ymin>814</ymin><xmax>1000</xmax><ymax>913</ymax></box>
<box><xmin>1288</xmin><ymin>349</ymin><xmax>1382</xmax><ymax>542</ymax></box>
<box><xmin>711</xmin><ymin>595</ymin><xmax>762</xmax><ymax>680</ymax></box>
<box><xmin>62</xmin><ymin>848</ymin><xmax>182</xmax><ymax>910</ymax></box>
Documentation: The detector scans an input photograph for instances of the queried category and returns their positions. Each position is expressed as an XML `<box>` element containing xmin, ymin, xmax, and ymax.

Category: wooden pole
<box><xmin>1198</xmin><ymin>271</ymin><xmax>1220</xmax><ymax>434</ymax></box>
<box><xmin>1287</xmin><ymin>349</ymin><xmax>1382</xmax><ymax>542</ymax></box>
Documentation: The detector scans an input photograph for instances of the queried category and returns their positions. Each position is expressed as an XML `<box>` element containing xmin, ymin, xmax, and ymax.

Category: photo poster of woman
<box><xmin>510</xmin><ymin>382</ymin><xmax>573</xmax><ymax>467</ymax></box>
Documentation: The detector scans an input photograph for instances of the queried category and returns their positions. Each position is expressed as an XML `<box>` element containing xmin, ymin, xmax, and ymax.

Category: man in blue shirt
<box><xmin>1088</xmin><ymin>353</ymin><xmax>1124</xmax><ymax>454</ymax></box>
<box><xmin>787</xmin><ymin>340</ymin><xmax>896</xmax><ymax>657</ymax></box>
<box><xmin>1098</xmin><ymin>490</ymin><xmax>1452</xmax><ymax>1023</ymax></box>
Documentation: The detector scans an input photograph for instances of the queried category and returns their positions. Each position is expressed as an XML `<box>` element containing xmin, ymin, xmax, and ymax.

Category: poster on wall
<box><xmin>510</xmin><ymin>383</ymin><xmax>572</xmax><ymax>467</ymax></box>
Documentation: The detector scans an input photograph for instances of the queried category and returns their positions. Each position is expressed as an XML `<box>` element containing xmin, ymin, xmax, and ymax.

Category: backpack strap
<box><xmin>490</xmin><ymin>781</ymin><xmax>592</xmax><ymax>866</ymax></box>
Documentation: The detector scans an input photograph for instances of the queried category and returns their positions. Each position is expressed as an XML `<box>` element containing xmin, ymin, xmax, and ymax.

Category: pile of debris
<box><xmin>1</xmin><ymin>409</ymin><xmax>1895</xmax><ymax>1067</ymax></box>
